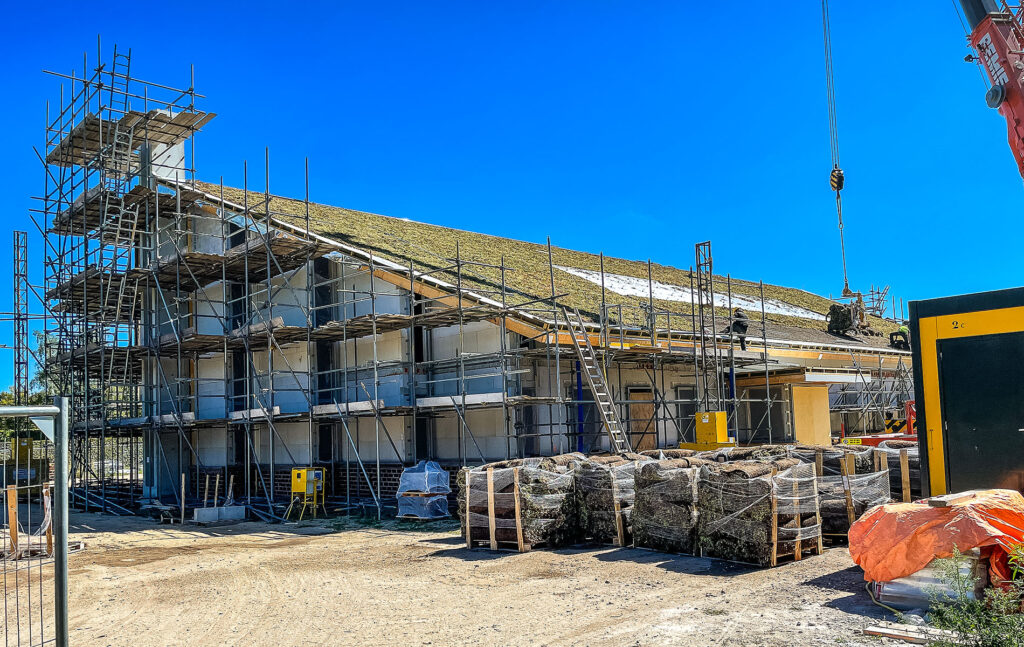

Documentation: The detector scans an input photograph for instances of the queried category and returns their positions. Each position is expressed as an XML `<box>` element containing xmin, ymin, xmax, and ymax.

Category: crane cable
<box><xmin>822</xmin><ymin>0</ymin><xmax>852</xmax><ymax>297</ymax></box>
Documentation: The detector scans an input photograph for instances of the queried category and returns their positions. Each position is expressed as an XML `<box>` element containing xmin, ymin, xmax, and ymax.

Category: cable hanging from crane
<box><xmin>822</xmin><ymin>0</ymin><xmax>853</xmax><ymax>298</ymax></box>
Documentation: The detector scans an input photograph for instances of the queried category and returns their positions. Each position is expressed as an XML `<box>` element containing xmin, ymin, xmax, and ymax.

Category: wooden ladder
<box><xmin>562</xmin><ymin>307</ymin><xmax>632</xmax><ymax>454</ymax></box>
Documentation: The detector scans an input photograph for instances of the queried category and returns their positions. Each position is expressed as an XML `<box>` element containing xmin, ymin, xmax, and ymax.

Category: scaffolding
<box><xmin>29</xmin><ymin>46</ymin><xmax>914</xmax><ymax>521</ymax></box>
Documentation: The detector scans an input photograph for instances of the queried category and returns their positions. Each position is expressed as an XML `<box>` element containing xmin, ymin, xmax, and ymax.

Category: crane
<box><xmin>959</xmin><ymin>0</ymin><xmax>1024</xmax><ymax>178</ymax></box>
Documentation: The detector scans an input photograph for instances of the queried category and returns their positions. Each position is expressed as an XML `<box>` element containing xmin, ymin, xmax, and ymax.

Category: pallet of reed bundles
<box><xmin>696</xmin><ymin>459</ymin><xmax>822</xmax><ymax>567</ymax></box>
<box><xmin>639</xmin><ymin>449</ymin><xmax>697</xmax><ymax>459</ymax></box>
<box><xmin>576</xmin><ymin>454</ymin><xmax>650</xmax><ymax>546</ymax></box>
<box><xmin>789</xmin><ymin>444</ymin><xmax>875</xmax><ymax>477</ymax></box>
<box><xmin>789</xmin><ymin>445</ymin><xmax>893</xmax><ymax>538</ymax></box>
<box><xmin>632</xmin><ymin>457</ymin><xmax>710</xmax><ymax>555</ymax></box>
<box><xmin>458</xmin><ymin>454</ymin><xmax>580</xmax><ymax>551</ymax></box>
<box><xmin>698</xmin><ymin>444</ymin><xmax>793</xmax><ymax>464</ymax></box>
<box><xmin>817</xmin><ymin>468</ymin><xmax>891</xmax><ymax>536</ymax></box>
<box><xmin>876</xmin><ymin>440</ymin><xmax>921</xmax><ymax>502</ymax></box>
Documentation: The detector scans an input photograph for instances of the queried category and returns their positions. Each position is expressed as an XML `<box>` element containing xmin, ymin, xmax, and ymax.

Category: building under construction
<box><xmin>30</xmin><ymin>48</ymin><xmax>913</xmax><ymax>519</ymax></box>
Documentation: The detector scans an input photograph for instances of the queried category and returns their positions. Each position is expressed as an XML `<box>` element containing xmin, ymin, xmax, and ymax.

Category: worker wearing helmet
<box><xmin>889</xmin><ymin>324</ymin><xmax>910</xmax><ymax>350</ymax></box>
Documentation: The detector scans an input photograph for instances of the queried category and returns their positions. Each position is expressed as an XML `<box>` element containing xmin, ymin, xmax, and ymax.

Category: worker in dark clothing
<box><xmin>889</xmin><ymin>324</ymin><xmax>910</xmax><ymax>350</ymax></box>
<box><xmin>729</xmin><ymin>307</ymin><xmax>750</xmax><ymax>351</ymax></box>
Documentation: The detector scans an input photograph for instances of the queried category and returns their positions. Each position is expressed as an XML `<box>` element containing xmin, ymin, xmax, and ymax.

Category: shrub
<box><xmin>928</xmin><ymin>546</ymin><xmax>1024</xmax><ymax>647</ymax></box>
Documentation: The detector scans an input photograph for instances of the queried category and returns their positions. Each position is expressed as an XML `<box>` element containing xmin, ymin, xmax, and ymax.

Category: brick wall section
<box><xmin>333</xmin><ymin>463</ymin><xmax>463</xmax><ymax>504</ymax></box>
<box><xmin>333</xmin><ymin>464</ymin><xmax>404</xmax><ymax>499</ymax></box>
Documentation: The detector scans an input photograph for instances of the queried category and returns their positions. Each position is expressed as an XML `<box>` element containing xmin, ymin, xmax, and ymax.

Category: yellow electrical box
<box><xmin>679</xmin><ymin>411</ymin><xmax>736</xmax><ymax>451</ymax></box>
<box><xmin>285</xmin><ymin>468</ymin><xmax>327</xmax><ymax>520</ymax></box>
<box><xmin>291</xmin><ymin>467</ymin><xmax>323</xmax><ymax>496</ymax></box>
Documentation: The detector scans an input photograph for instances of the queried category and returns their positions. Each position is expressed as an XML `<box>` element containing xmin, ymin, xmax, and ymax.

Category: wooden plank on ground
<box><xmin>815</xmin><ymin>450</ymin><xmax>823</xmax><ymax>477</ymax></box>
<box><xmin>864</xmin><ymin>621</ymin><xmax>957</xmax><ymax>644</ymax></box>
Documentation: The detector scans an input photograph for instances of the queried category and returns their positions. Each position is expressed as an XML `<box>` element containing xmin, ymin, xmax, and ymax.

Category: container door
<box><xmin>938</xmin><ymin>331</ymin><xmax>1024</xmax><ymax>492</ymax></box>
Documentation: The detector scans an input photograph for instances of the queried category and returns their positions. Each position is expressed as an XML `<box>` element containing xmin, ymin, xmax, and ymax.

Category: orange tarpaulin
<box><xmin>849</xmin><ymin>489</ymin><xmax>1024</xmax><ymax>584</ymax></box>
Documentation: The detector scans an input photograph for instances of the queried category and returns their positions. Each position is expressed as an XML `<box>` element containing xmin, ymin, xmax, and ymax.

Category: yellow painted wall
<box><xmin>790</xmin><ymin>384</ymin><xmax>831</xmax><ymax>446</ymax></box>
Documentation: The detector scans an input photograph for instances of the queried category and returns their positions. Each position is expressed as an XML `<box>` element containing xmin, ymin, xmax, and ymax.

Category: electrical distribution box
<box><xmin>286</xmin><ymin>468</ymin><xmax>328</xmax><ymax>520</ymax></box>
<box><xmin>291</xmin><ymin>468</ymin><xmax>324</xmax><ymax>496</ymax></box>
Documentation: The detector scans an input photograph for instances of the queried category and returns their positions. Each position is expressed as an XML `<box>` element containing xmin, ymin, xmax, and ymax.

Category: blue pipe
<box><xmin>576</xmin><ymin>360</ymin><xmax>585</xmax><ymax>452</ymax></box>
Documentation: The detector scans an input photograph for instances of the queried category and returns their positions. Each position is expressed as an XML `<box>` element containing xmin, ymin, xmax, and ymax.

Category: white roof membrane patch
<box><xmin>553</xmin><ymin>265</ymin><xmax>827</xmax><ymax>322</ymax></box>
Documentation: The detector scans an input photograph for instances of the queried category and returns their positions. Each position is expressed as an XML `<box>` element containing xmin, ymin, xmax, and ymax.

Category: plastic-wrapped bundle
<box><xmin>639</xmin><ymin>449</ymin><xmax>697</xmax><ymax>459</ymax></box>
<box><xmin>876</xmin><ymin>440</ymin><xmax>922</xmax><ymax>502</ymax></box>
<box><xmin>773</xmin><ymin>463</ymin><xmax>823</xmax><ymax>561</ymax></box>
<box><xmin>576</xmin><ymin>455</ymin><xmax>650</xmax><ymax>545</ymax></box>
<box><xmin>398</xmin><ymin>460</ymin><xmax>452</xmax><ymax>495</ymax></box>
<box><xmin>397</xmin><ymin>494</ymin><xmax>449</xmax><ymax>519</ymax></box>
<box><xmin>696</xmin><ymin>460</ymin><xmax>820</xmax><ymax>566</ymax></box>
<box><xmin>537</xmin><ymin>452</ymin><xmax>586</xmax><ymax>472</ymax></box>
<box><xmin>790</xmin><ymin>444</ymin><xmax>875</xmax><ymax>476</ymax></box>
<box><xmin>458</xmin><ymin>458</ymin><xmax>577</xmax><ymax>550</ymax></box>
<box><xmin>633</xmin><ymin>457</ymin><xmax>709</xmax><ymax>554</ymax></box>
<box><xmin>817</xmin><ymin>469</ymin><xmax>891</xmax><ymax>535</ymax></box>
<box><xmin>699</xmin><ymin>444</ymin><xmax>793</xmax><ymax>464</ymax></box>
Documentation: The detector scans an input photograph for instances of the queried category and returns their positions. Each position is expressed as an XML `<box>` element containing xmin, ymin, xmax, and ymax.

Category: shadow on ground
<box><xmin>806</xmin><ymin>565</ymin><xmax>894</xmax><ymax>622</ymax></box>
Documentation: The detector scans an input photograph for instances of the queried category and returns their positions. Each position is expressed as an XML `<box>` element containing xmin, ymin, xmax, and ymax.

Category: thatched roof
<box><xmin>188</xmin><ymin>181</ymin><xmax>897</xmax><ymax>350</ymax></box>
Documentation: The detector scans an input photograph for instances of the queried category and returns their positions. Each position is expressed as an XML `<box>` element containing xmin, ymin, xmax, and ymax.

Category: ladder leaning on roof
<box><xmin>562</xmin><ymin>306</ymin><xmax>632</xmax><ymax>454</ymax></box>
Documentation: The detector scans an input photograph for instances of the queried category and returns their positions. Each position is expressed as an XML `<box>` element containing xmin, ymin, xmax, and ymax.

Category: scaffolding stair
<box><xmin>562</xmin><ymin>307</ymin><xmax>632</xmax><ymax>454</ymax></box>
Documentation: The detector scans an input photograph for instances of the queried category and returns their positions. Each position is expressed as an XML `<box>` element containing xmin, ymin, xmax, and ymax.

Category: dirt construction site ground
<box><xmin>55</xmin><ymin>512</ymin><xmax>898</xmax><ymax>646</ymax></box>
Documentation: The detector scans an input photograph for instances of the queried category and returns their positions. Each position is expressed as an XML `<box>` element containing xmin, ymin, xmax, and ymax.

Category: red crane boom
<box><xmin>961</xmin><ymin>0</ymin><xmax>1024</xmax><ymax>177</ymax></box>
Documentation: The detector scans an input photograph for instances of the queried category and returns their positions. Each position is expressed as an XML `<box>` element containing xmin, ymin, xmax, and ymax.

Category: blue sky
<box><xmin>0</xmin><ymin>2</ymin><xmax>1021</xmax><ymax>389</ymax></box>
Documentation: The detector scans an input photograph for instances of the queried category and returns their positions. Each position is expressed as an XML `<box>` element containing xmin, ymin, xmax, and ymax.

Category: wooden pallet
<box><xmin>864</xmin><ymin>621</ymin><xmax>957</xmax><ymax>644</ymax></box>
<box><xmin>769</xmin><ymin>543</ymin><xmax>824</xmax><ymax>566</ymax></box>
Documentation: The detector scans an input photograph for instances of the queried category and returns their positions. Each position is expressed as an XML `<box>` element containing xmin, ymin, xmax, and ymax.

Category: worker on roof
<box><xmin>889</xmin><ymin>324</ymin><xmax>910</xmax><ymax>350</ymax></box>
<box><xmin>729</xmin><ymin>307</ymin><xmax>749</xmax><ymax>351</ymax></box>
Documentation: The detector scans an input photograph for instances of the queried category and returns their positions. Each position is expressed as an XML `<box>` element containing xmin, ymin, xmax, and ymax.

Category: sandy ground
<box><xmin>40</xmin><ymin>512</ymin><xmax>899</xmax><ymax>646</ymax></box>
